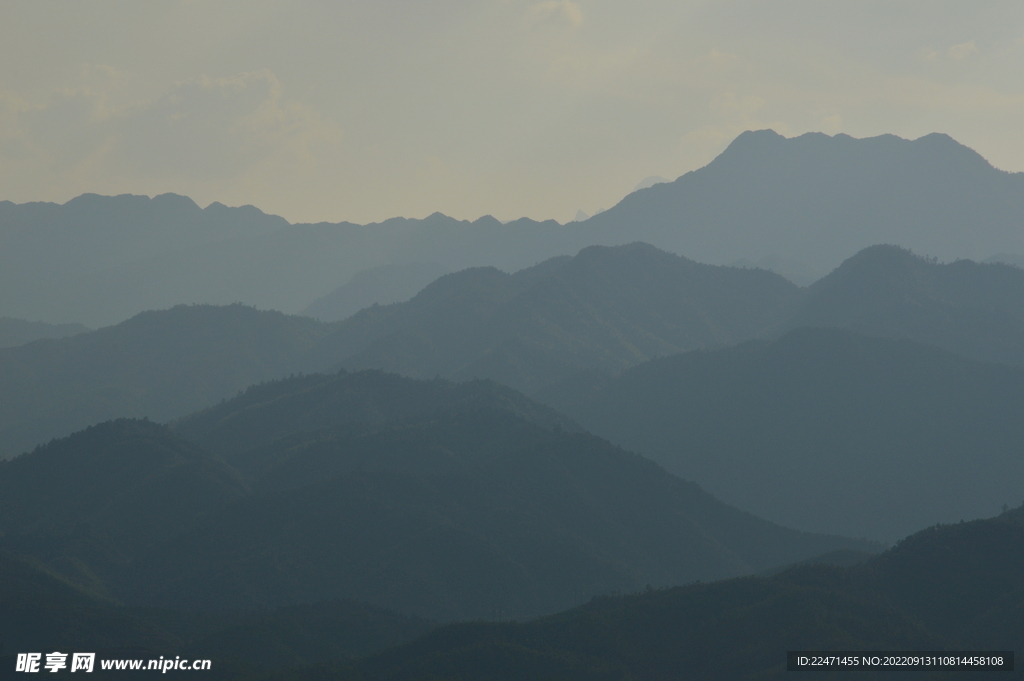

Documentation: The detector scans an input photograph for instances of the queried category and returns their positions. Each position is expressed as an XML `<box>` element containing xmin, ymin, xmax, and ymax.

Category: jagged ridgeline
<box><xmin>0</xmin><ymin>371</ymin><xmax>875</xmax><ymax>628</ymax></box>
<box><xmin>3</xmin><ymin>130</ymin><xmax>1023</xmax><ymax>329</ymax></box>
<box><xmin>0</xmin><ymin>244</ymin><xmax>802</xmax><ymax>459</ymax></box>
<box><xmin>5</xmin><ymin>242</ymin><xmax>1024</xmax><ymax>466</ymax></box>
<box><xmin>303</xmin><ymin>242</ymin><xmax>802</xmax><ymax>394</ymax></box>
<box><xmin>2</xmin><ymin>128</ymin><xmax>1023</xmax><ymax>680</ymax></box>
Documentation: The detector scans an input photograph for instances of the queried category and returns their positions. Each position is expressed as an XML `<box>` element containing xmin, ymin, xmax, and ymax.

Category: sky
<box><xmin>2</xmin><ymin>1</ymin><xmax>1023</xmax><ymax>224</ymax></box>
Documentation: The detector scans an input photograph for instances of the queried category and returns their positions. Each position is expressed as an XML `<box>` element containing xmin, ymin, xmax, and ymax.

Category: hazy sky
<box><xmin>2</xmin><ymin>1</ymin><xmax>1023</xmax><ymax>224</ymax></box>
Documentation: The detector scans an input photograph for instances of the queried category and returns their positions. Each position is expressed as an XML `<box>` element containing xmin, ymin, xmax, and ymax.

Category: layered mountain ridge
<box><xmin>0</xmin><ymin>371</ymin><xmax>876</xmax><ymax>625</ymax></box>
<box><xmin>5</xmin><ymin>129</ymin><xmax>1023</xmax><ymax>327</ymax></box>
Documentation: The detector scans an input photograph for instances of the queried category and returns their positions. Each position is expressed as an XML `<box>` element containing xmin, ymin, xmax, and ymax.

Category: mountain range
<box><xmin>586</xmin><ymin>129</ymin><xmax>1024</xmax><ymax>270</ymax></box>
<box><xmin>304</xmin><ymin>242</ymin><xmax>801</xmax><ymax>394</ymax></box>
<box><xmin>3</xmin><ymin>496</ymin><xmax>1019</xmax><ymax>679</ymax></box>
<box><xmin>4</xmin><ymin>126</ymin><xmax>1024</xmax><ymax>678</ymax></box>
<box><xmin>4</xmin><ymin>241</ymin><xmax>1024</xmax><ymax>471</ymax></box>
<box><xmin>4</xmin><ymin>130</ymin><xmax>1023</xmax><ymax>327</ymax></box>
<box><xmin>540</xmin><ymin>326</ymin><xmax>1024</xmax><ymax>541</ymax></box>
<box><xmin>0</xmin><ymin>371</ymin><xmax>875</xmax><ymax>627</ymax></box>
<box><xmin>0</xmin><ymin>304</ymin><xmax>330</xmax><ymax>459</ymax></box>
<box><xmin>311</xmin><ymin>242</ymin><xmax>1024</xmax><ymax>395</ymax></box>
<box><xmin>290</xmin><ymin>505</ymin><xmax>1024</xmax><ymax>681</ymax></box>
<box><xmin>787</xmin><ymin>244</ymin><xmax>1024</xmax><ymax>367</ymax></box>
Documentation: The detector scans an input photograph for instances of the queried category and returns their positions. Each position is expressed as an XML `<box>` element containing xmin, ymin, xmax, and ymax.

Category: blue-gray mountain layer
<box><xmin>4</xmin><ymin>130</ymin><xmax>1022</xmax><ymax>327</ymax></box>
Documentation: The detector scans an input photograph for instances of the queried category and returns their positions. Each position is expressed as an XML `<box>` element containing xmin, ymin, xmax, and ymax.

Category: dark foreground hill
<box><xmin>3</xmin><ymin>504</ymin><xmax>1019</xmax><ymax>680</ymax></box>
<box><xmin>0</xmin><ymin>549</ymin><xmax>434</xmax><ymax>679</ymax></box>
<box><xmin>539</xmin><ymin>327</ymin><xmax>1024</xmax><ymax>542</ymax></box>
<box><xmin>0</xmin><ymin>304</ymin><xmax>330</xmax><ymax>459</ymax></box>
<box><xmin>0</xmin><ymin>372</ymin><xmax>875</xmax><ymax>624</ymax></box>
<box><xmin>787</xmin><ymin>244</ymin><xmax>1024</xmax><ymax>367</ymax></box>
<box><xmin>286</xmin><ymin>506</ymin><xmax>1024</xmax><ymax>681</ymax></box>
<box><xmin>306</xmin><ymin>243</ymin><xmax>801</xmax><ymax>394</ymax></box>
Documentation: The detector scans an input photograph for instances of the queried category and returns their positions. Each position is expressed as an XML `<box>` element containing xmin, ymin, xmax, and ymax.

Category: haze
<box><xmin>3</xmin><ymin>0</ymin><xmax>1024</xmax><ymax>224</ymax></box>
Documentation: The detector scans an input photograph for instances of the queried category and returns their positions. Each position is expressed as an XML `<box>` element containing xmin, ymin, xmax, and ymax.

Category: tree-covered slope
<box><xmin>0</xmin><ymin>549</ymin><xmax>433</xmax><ymax>679</ymax></box>
<box><xmin>152</xmin><ymin>411</ymin><xmax>872</xmax><ymax>619</ymax></box>
<box><xmin>281</xmin><ymin>508</ymin><xmax>1024</xmax><ymax>681</ymax></box>
<box><xmin>308</xmin><ymin>243</ymin><xmax>801</xmax><ymax>394</ymax></box>
<box><xmin>0</xmin><ymin>304</ymin><xmax>331</xmax><ymax>459</ymax></box>
<box><xmin>1</xmin><ymin>372</ymin><xmax>875</xmax><ymax>624</ymax></box>
<box><xmin>0</xmin><ymin>550</ymin><xmax>179</xmax><ymax>657</ymax></box>
<box><xmin>787</xmin><ymin>244</ymin><xmax>1024</xmax><ymax>367</ymax></box>
<box><xmin>172</xmin><ymin>370</ymin><xmax>580</xmax><ymax>479</ymax></box>
<box><xmin>0</xmin><ymin>419</ymin><xmax>246</xmax><ymax>546</ymax></box>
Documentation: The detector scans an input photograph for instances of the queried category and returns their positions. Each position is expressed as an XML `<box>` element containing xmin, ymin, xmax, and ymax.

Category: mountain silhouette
<box><xmin>787</xmin><ymin>244</ymin><xmax>1024</xmax><ymax>366</ymax></box>
<box><xmin>5</xmin><ymin>130</ymin><xmax>1021</xmax><ymax>327</ymax></box>
<box><xmin>304</xmin><ymin>506</ymin><xmax>1024</xmax><ymax>681</ymax></box>
<box><xmin>306</xmin><ymin>243</ymin><xmax>800</xmax><ymax>394</ymax></box>
<box><xmin>302</xmin><ymin>262</ymin><xmax>451</xmax><ymax>322</ymax></box>
<box><xmin>583</xmin><ymin>129</ymin><xmax>1024</xmax><ymax>270</ymax></box>
<box><xmin>539</xmin><ymin>327</ymin><xmax>1024</xmax><ymax>541</ymax></box>
<box><xmin>0</xmin><ymin>548</ymin><xmax>434</xmax><ymax>677</ymax></box>
<box><xmin>7</xmin><ymin>242</ymin><xmax>1024</xmax><ymax>462</ymax></box>
<box><xmin>0</xmin><ymin>304</ymin><xmax>330</xmax><ymax>459</ymax></box>
<box><xmin>0</xmin><ymin>373</ymin><xmax>876</xmax><ymax>624</ymax></box>
<box><xmin>0</xmin><ymin>317</ymin><xmax>88</xmax><ymax>349</ymax></box>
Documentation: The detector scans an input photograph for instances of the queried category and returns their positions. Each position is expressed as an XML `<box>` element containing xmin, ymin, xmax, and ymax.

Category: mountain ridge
<box><xmin>6</xmin><ymin>129</ymin><xmax>1024</xmax><ymax>326</ymax></box>
<box><xmin>539</xmin><ymin>326</ymin><xmax>1024</xmax><ymax>541</ymax></box>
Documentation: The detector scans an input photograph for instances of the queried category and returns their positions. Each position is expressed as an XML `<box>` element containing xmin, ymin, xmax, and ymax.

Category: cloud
<box><xmin>947</xmin><ymin>41</ymin><xmax>978</xmax><ymax>60</ymax></box>
<box><xmin>0</xmin><ymin>69</ymin><xmax>343</xmax><ymax>192</ymax></box>
<box><xmin>919</xmin><ymin>41</ymin><xmax>980</xmax><ymax>64</ymax></box>
<box><xmin>526</xmin><ymin>0</ymin><xmax>583</xmax><ymax>28</ymax></box>
<box><xmin>116</xmin><ymin>70</ymin><xmax>343</xmax><ymax>179</ymax></box>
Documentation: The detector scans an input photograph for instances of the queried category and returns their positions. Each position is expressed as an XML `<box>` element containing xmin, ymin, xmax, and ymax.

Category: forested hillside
<box><xmin>540</xmin><ymin>327</ymin><xmax>1024</xmax><ymax>541</ymax></box>
<box><xmin>787</xmin><ymin>244</ymin><xmax>1024</xmax><ymax>367</ymax></box>
<box><xmin>308</xmin><ymin>243</ymin><xmax>801</xmax><ymax>394</ymax></box>
<box><xmin>0</xmin><ymin>305</ymin><xmax>330</xmax><ymax>459</ymax></box>
<box><xmin>0</xmin><ymin>372</ymin><xmax>876</xmax><ymax>626</ymax></box>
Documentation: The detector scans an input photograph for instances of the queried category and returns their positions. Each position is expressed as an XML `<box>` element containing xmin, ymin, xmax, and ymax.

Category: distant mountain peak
<box><xmin>632</xmin><ymin>176</ymin><xmax>670</xmax><ymax>192</ymax></box>
<box><xmin>839</xmin><ymin>243</ymin><xmax>921</xmax><ymax>264</ymax></box>
<box><xmin>713</xmin><ymin>129</ymin><xmax>998</xmax><ymax>174</ymax></box>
